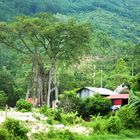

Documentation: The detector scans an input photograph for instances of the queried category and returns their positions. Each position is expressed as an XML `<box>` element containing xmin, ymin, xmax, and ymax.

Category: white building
<box><xmin>77</xmin><ymin>87</ymin><xmax>117</xmax><ymax>98</ymax></box>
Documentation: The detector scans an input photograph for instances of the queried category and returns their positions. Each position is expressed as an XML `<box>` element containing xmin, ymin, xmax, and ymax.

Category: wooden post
<box><xmin>5</xmin><ymin>104</ymin><xmax>8</xmax><ymax>120</ymax></box>
<box><xmin>132</xmin><ymin>63</ymin><xmax>134</xmax><ymax>77</ymax></box>
<box><xmin>93</xmin><ymin>65</ymin><xmax>96</xmax><ymax>86</ymax></box>
<box><xmin>100</xmin><ymin>66</ymin><xmax>103</xmax><ymax>88</ymax></box>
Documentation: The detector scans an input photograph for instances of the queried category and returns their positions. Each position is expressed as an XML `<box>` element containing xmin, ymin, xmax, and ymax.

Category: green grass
<box><xmin>32</xmin><ymin>130</ymin><xmax>140</xmax><ymax>140</ymax></box>
<box><xmin>32</xmin><ymin>134</ymin><xmax>140</xmax><ymax>140</ymax></box>
<box><xmin>75</xmin><ymin>134</ymin><xmax>140</xmax><ymax>140</ymax></box>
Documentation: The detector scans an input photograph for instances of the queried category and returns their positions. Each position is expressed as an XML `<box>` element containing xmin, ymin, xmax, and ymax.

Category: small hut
<box><xmin>107</xmin><ymin>94</ymin><xmax>129</xmax><ymax>107</ymax></box>
<box><xmin>77</xmin><ymin>87</ymin><xmax>117</xmax><ymax>98</ymax></box>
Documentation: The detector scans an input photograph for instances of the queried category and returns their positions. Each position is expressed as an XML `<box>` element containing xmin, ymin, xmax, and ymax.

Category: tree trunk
<box><xmin>33</xmin><ymin>63</ymin><xmax>38</xmax><ymax>107</ymax></box>
<box><xmin>42</xmin><ymin>76</ymin><xmax>45</xmax><ymax>104</ymax></box>
<box><xmin>25</xmin><ymin>63</ymin><xmax>34</xmax><ymax>100</ymax></box>
<box><xmin>40</xmin><ymin>76</ymin><xmax>43</xmax><ymax>105</ymax></box>
<box><xmin>47</xmin><ymin>65</ymin><xmax>52</xmax><ymax>107</ymax></box>
<box><xmin>54</xmin><ymin>62</ymin><xmax>58</xmax><ymax>101</ymax></box>
<box><xmin>25</xmin><ymin>87</ymin><xmax>30</xmax><ymax>100</ymax></box>
<box><xmin>37</xmin><ymin>70</ymin><xmax>43</xmax><ymax>106</ymax></box>
<box><xmin>46</xmin><ymin>60</ymin><xmax>59</xmax><ymax>107</ymax></box>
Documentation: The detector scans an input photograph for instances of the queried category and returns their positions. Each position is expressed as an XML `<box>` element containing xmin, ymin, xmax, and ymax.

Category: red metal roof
<box><xmin>107</xmin><ymin>94</ymin><xmax>129</xmax><ymax>99</ymax></box>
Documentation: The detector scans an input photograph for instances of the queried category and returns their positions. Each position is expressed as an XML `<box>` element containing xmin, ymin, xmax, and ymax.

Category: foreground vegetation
<box><xmin>0</xmin><ymin>1</ymin><xmax>140</xmax><ymax>140</ymax></box>
<box><xmin>0</xmin><ymin>91</ymin><xmax>140</xmax><ymax>140</ymax></box>
<box><xmin>32</xmin><ymin>131</ymin><xmax>140</xmax><ymax>140</ymax></box>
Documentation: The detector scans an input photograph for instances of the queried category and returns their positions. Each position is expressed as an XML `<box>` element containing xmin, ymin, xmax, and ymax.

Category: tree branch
<box><xmin>19</xmin><ymin>33</ymin><xmax>34</xmax><ymax>54</ymax></box>
<box><xmin>0</xmin><ymin>39</ymin><xmax>26</xmax><ymax>53</ymax></box>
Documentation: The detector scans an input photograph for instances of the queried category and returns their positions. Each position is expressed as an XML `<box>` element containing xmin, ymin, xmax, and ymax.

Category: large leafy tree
<box><xmin>0</xmin><ymin>13</ymin><xmax>91</xmax><ymax>107</ymax></box>
<box><xmin>36</xmin><ymin>14</ymin><xmax>91</xmax><ymax>106</ymax></box>
<box><xmin>105</xmin><ymin>58</ymin><xmax>131</xmax><ymax>90</ymax></box>
<box><xmin>132</xmin><ymin>72</ymin><xmax>140</xmax><ymax>91</ymax></box>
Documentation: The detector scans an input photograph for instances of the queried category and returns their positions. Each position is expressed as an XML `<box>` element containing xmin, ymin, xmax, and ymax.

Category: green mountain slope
<box><xmin>0</xmin><ymin>0</ymin><xmax>140</xmax><ymax>43</ymax></box>
<box><xmin>75</xmin><ymin>10</ymin><xmax>140</xmax><ymax>43</ymax></box>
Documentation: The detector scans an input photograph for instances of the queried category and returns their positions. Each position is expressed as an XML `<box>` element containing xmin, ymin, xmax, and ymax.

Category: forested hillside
<box><xmin>0</xmin><ymin>0</ymin><xmax>140</xmax><ymax>100</ymax></box>
<box><xmin>0</xmin><ymin>0</ymin><xmax>140</xmax><ymax>95</ymax></box>
<box><xmin>0</xmin><ymin>0</ymin><xmax>140</xmax><ymax>43</ymax></box>
<box><xmin>0</xmin><ymin>1</ymin><xmax>140</xmax><ymax>140</ymax></box>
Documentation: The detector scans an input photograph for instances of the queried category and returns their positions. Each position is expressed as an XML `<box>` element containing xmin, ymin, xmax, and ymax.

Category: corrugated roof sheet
<box><xmin>85</xmin><ymin>87</ymin><xmax>117</xmax><ymax>95</ymax></box>
<box><xmin>107</xmin><ymin>94</ymin><xmax>129</xmax><ymax>99</ymax></box>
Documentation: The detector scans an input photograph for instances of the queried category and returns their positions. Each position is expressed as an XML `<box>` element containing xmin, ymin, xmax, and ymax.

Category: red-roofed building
<box><xmin>107</xmin><ymin>94</ymin><xmax>129</xmax><ymax>106</ymax></box>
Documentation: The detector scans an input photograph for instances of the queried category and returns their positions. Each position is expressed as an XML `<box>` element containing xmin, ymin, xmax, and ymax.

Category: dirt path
<box><xmin>0</xmin><ymin>110</ymin><xmax>92</xmax><ymax>136</ymax></box>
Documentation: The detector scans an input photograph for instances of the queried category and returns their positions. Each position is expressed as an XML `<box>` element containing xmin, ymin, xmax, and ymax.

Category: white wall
<box><xmin>78</xmin><ymin>89</ymin><xmax>95</xmax><ymax>98</ymax></box>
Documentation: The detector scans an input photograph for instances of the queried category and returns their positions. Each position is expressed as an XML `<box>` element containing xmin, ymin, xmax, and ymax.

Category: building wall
<box><xmin>122</xmin><ymin>99</ymin><xmax>128</xmax><ymax>105</ymax></box>
<box><xmin>78</xmin><ymin>89</ymin><xmax>95</xmax><ymax>98</ymax></box>
<box><xmin>112</xmin><ymin>99</ymin><xmax>122</xmax><ymax>105</ymax></box>
<box><xmin>111</xmin><ymin>99</ymin><xmax>128</xmax><ymax>106</ymax></box>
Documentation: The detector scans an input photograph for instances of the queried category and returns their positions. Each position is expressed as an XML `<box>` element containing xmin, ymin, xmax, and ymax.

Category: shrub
<box><xmin>20</xmin><ymin>109</ymin><xmax>28</xmax><ymax>113</ymax></box>
<box><xmin>129</xmin><ymin>92</ymin><xmax>140</xmax><ymax>117</ymax></box>
<box><xmin>0</xmin><ymin>91</ymin><xmax>7</xmax><ymax>108</ymax></box>
<box><xmin>16</xmin><ymin>99</ymin><xmax>33</xmax><ymax>112</ymax></box>
<box><xmin>46</xmin><ymin>118</ymin><xmax>54</xmax><ymax>125</ymax></box>
<box><xmin>91</xmin><ymin>115</ymin><xmax>123</xmax><ymax>134</ymax></box>
<box><xmin>3</xmin><ymin>118</ymin><xmax>28</xmax><ymax>138</ymax></box>
<box><xmin>47</xmin><ymin>129</ymin><xmax>75</xmax><ymax>140</ymax></box>
<box><xmin>40</xmin><ymin>104</ymin><xmax>82</xmax><ymax>125</ymax></box>
<box><xmin>40</xmin><ymin>105</ymin><xmax>61</xmax><ymax>124</ymax></box>
<box><xmin>61</xmin><ymin>112</ymin><xmax>78</xmax><ymax>125</ymax></box>
<box><xmin>0</xmin><ymin>128</ymin><xmax>12</xmax><ymax>140</ymax></box>
<box><xmin>32</xmin><ymin>132</ymin><xmax>48</xmax><ymax>140</ymax></box>
<box><xmin>81</xmin><ymin>94</ymin><xmax>111</xmax><ymax>118</ymax></box>
<box><xmin>92</xmin><ymin>115</ymin><xmax>107</xmax><ymax>134</ymax></box>
<box><xmin>106</xmin><ymin>116</ymin><xmax>123</xmax><ymax>134</ymax></box>
<box><xmin>73</xmin><ymin>115</ymin><xmax>83</xmax><ymax>124</ymax></box>
<box><xmin>54</xmin><ymin>109</ymin><xmax>62</xmax><ymax>122</ymax></box>
<box><xmin>39</xmin><ymin>104</ymin><xmax>48</xmax><ymax>114</ymax></box>
<box><xmin>120</xmin><ymin>129</ymin><xmax>136</xmax><ymax>138</ymax></box>
<box><xmin>59</xmin><ymin>92</ymin><xmax>82</xmax><ymax>114</ymax></box>
<box><xmin>33</xmin><ymin>130</ymin><xmax>75</xmax><ymax>140</ymax></box>
<box><xmin>39</xmin><ymin>105</ymin><xmax>55</xmax><ymax>118</ymax></box>
<box><xmin>116</xmin><ymin>105</ymin><xmax>139</xmax><ymax>129</ymax></box>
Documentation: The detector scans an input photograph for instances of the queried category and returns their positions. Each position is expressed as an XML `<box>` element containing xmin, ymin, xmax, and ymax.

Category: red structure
<box><xmin>107</xmin><ymin>94</ymin><xmax>129</xmax><ymax>106</ymax></box>
<box><xmin>27</xmin><ymin>98</ymin><xmax>33</xmax><ymax>104</ymax></box>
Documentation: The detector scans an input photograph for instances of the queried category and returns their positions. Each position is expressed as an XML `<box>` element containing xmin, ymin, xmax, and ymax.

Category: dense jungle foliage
<box><xmin>0</xmin><ymin>1</ymin><xmax>140</xmax><ymax>140</ymax></box>
<box><xmin>0</xmin><ymin>0</ymin><xmax>140</xmax><ymax>43</ymax></box>
<box><xmin>0</xmin><ymin>0</ymin><xmax>140</xmax><ymax>105</ymax></box>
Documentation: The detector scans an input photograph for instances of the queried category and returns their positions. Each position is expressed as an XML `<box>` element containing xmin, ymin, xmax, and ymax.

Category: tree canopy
<box><xmin>0</xmin><ymin>13</ymin><xmax>91</xmax><ymax>106</ymax></box>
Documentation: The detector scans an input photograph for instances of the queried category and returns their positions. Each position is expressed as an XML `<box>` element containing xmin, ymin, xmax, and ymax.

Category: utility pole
<box><xmin>100</xmin><ymin>66</ymin><xmax>103</xmax><ymax>88</ymax></box>
<box><xmin>93</xmin><ymin>65</ymin><xmax>96</xmax><ymax>86</ymax></box>
<box><xmin>0</xmin><ymin>45</ymin><xmax>2</xmax><ymax>68</ymax></box>
<box><xmin>131</xmin><ymin>63</ymin><xmax>134</xmax><ymax>77</ymax></box>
